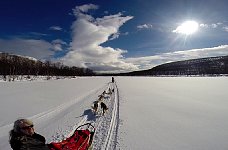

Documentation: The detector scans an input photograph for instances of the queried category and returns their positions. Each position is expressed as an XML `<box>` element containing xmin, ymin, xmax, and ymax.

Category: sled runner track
<box><xmin>112</xmin><ymin>83</ymin><xmax>120</xmax><ymax>150</ymax></box>
<box><xmin>52</xmin><ymin>83</ymin><xmax>109</xmax><ymax>140</ymax></box>
<box><xmin>34</xmin><ymin>83</ymin><xmax>107</xmax><ymax>122</ymax></box>
<box><xmin>102</xmin><ymin>82</ymin><xmax>119</xmax><ymax>150</ymax></box>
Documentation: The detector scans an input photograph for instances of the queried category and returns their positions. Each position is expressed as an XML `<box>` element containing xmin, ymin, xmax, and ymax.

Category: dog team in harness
<box><xmin>91</xmin><ymin>87</ymin><xmax>113</xmax><ymax>116</ymax></box>
<box><xmin>91</xmin><ymin>78</ymin><xmax>114</xmax><ymax>116</ymax></box>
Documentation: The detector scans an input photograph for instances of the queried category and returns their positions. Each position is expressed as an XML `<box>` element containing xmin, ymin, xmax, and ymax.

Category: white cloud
<box><xmin>49</xmin><ymin>26</ymin><xmax>63</xmax><ymax>31</ymax></box>
<box><xmin>223</xmin><ymin>26</ymin><xmax>228</xmax><ymax>32</ymax></box>
<box><xmin>52</xmin><ymin>39</ymin><xmax>67</xmax><ymax>51</ymax></box>
<box><xmin>109</xmin><ymin>32</ymin><xmax>120</xmax><ymax>40</ymax></box>
<box><xmin>61</xmin><ymin>4</ymin><xmax>136</xmax><ymax>73</ymax></box>
<box><xmin>73</xmin><ymin>4</ymin><xmax>98</xmax><ymax>21</ymax></box>
<box><xmin>199</xmin><ymin>22</ymin><xmax>223</xmax><ymax>29</ymax></box>
<box><xmin>137</xmin><ymin>24</ymin><xmax>153</xmax><ymax>29</ymax></box>
<box><xmin>200</xmin><ymin>24</ymin><xmax>209</xmax><ymax>28</ymax></box>
<box><xmin>211</xmin><ymin>24</ymin><xmax>218</xmax><ymax>28</ymax></box>
<box><xmin>75</xmin><ymin>4</ymin><xmax>98</xmax><ymax>13</ymax></box>
<box><xmin>29</xmin><ymin>32</ymin><xmax>48</xmax><ymax>36</ymax></box>
<box><xmin>0</xmin><ymin>38</ymin><xmax>54</xmax><ymax>59</ymax></box>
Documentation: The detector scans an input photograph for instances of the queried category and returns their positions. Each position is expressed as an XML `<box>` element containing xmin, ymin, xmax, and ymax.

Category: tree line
<box><xmin>0</xmin><ymin>53</ymin><xmax>94</xmax><ymax>81</ymax></box>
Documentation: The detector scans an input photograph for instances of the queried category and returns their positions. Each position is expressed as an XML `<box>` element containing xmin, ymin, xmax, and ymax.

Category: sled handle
<box><xmin>75</xmin><ymin>123</ymin><xmax>95</xmax><ymax>132</ymax></box>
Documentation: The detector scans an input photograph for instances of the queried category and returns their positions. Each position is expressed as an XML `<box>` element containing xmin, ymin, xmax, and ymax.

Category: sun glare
<box><xmin>174</xmin><ymin>21</ymin><xmax>199</xmax><ymax>35</ymax></box>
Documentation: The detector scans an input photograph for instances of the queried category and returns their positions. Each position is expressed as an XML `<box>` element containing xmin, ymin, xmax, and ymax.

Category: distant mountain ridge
<box><xmin>120</xmin><ymin>55</ymin><xmax>228</xmax><ymax>76</ymax></box>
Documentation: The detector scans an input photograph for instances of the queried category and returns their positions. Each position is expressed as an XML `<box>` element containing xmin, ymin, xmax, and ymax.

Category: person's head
<box><xmin>13</xmin><ymin>119</ymin><xmax>35</xmax><ymax>136</ymax></box>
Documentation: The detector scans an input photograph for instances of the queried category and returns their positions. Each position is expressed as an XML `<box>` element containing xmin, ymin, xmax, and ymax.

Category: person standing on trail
<box><xmin>111</xmin><ymin>77</ymin><xmax>114</xmax><ymax>83</ymax></box>
<box><xmin>9</xmin><ymin>119</ymin><xmax>50</xmax><ymax>150</ymax></box>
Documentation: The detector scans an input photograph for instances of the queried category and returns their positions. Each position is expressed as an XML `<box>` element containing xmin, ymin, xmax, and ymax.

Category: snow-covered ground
<box><xmin>1</xmin><ymin>77</ymin><xmax>228</xmax><ymax>150</ymax></box>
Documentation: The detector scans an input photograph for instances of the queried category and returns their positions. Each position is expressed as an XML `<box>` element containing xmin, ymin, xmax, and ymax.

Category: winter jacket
<box><xmin>9</xmin><ymin>131</ymin><xmax>50</xmax><ymax>150</ymax></box>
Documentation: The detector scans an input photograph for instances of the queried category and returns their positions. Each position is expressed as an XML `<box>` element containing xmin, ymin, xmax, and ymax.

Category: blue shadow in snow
<box><xmin>82</xmin><ymin>109</ymin><xmax>98</xmax><ymax>121</ymax></box>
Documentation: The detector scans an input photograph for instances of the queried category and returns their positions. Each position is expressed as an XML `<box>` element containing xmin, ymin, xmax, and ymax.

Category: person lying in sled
<box><xmin>9</xmin><ymin>118</ymin><xmax>50</xmax><ymax>150</ymax></box>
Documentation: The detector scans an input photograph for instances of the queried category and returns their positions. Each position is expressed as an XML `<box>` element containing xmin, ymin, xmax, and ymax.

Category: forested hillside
<box><xmin>0</xmin><ymin>53</ymin><xmax>94</xmax><ymax>81</ymax></box>
<box><xmin>118</xmin><ymin>55</ymin><xmax>228</xmax><ymax>76</ymax></box>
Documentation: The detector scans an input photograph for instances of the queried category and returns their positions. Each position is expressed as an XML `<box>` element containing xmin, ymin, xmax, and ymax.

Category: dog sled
<box><xmin>48</xmin><ymin>123</ymin><xmax>95</xmax><ymax>150</ymax></box>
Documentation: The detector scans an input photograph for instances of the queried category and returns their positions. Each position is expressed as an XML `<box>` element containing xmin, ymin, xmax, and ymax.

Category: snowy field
<box><xmin>1</xmin><ymin>77</ymin><xmax>228</xmax><ymax>150</ymax></box>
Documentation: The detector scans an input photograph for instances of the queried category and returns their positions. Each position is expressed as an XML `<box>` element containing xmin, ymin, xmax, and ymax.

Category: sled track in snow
<box><xmin>89</xmin><ymin>82</ymin><xmax>120</xmax><ymax>150</ymax></box>
<box><xmin>102</xmin><ymin>82</ymin><xmax>119</xmax><ymax>150</ymax></box>
<box><xmin>56</xmin><ymin>82</ymin><xmax>120</xmax><ymax>150</ymax></box>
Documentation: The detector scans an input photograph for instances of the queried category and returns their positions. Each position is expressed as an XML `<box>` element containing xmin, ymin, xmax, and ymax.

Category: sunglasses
<box><xmin>21</xmin><ymin>125</ymin><xmax>34</xmax><ymax>130</ymax></box>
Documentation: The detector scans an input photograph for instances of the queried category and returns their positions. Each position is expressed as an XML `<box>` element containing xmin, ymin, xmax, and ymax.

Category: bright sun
<box><xmin>173</xmin><ymin>20</ymin><xmax>199</xmax><ymax>35</ymax></box>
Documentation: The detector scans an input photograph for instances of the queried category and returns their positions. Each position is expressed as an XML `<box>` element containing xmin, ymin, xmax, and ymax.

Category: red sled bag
<box><xmin>48</xmin><ymin>123</ymin><xmax>95</xmax><ymax>150</ymax></box>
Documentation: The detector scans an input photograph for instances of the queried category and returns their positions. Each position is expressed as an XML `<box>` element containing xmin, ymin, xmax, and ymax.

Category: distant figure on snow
<box><xmin>100</xmin><ymin>102</ymin><xmax>108</xmax><ymax>116</ymax></box>
<box><xmin>111</xmin><ymin>77</ymin><xmax>114</xmax><ymax>83</ymax></box>
<box><xmin>9</xmin><ymin>118</ymin><xmax>49</xmax><ymax>150</ymax></box>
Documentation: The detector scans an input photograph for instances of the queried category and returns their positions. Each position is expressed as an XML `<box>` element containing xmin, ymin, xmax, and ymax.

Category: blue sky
<box><xmin>0</xmin><ymin>0</ymin><xmax>228</xmax><ymax>73</ymax></box>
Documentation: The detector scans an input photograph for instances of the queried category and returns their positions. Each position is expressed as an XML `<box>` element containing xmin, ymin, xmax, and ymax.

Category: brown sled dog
<box><xmin>100</xmin><ymin>102</ymin><xmax>108</xmax><ymax>116</ymax></box>
<box><xmin>91</xmin><ymin>101</ymin><xmax>99</xmax><ymax>115</ymax></box>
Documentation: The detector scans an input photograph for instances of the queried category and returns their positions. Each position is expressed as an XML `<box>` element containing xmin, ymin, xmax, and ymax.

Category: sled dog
<box><xmin>100</xmin><ymin>102</ymin><xmax>108</xmax><ymax>116</ymax></box>
<box><xmin>91</xmin><ymin>101</ymin><xmax>99</xmax><ymax>114</ymax></box>
<box><xmin>98</xmin><ymin>94</ymin><xmax>104</xmax><ymax>101</ymax></box>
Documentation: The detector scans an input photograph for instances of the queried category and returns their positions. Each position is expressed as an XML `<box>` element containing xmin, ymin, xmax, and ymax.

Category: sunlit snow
<box><xmin>1</xmin><ymin>77</ymin><xmax>228</xmax><ymax>150</ymax></box>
